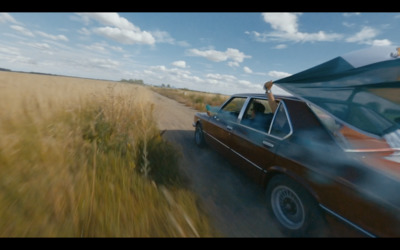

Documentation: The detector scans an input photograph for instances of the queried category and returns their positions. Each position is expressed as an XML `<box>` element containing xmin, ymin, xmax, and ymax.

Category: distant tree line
<box><xmin>120</xmin><ymin>79</ymin><xmax>145</xmax><ymax>85</ymax></box>
<box><xmin>161</xmin><ymin>83</ymin><xmax>172</xmax><ymax>88</ymax></box>
<box><xmin>119</xmin><ymin>79</ymin><xmax>177</xmax><ymax>89</ymax></box>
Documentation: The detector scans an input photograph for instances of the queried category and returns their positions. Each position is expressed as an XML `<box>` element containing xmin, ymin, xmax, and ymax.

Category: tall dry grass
<box><xmin>151</xmin><ymin>87</ymin><xmax>228</xmax><ymax>111</ymax></box>
<box><xmin>0</xmin><ymin>72</ymin><xmax>216</xmax><ymax>237</ymax></box>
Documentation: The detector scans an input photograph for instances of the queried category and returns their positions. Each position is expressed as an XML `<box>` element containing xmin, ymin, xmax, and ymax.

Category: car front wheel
<box><xmin>265</xmin><ymin>175</ymin><xmax>328</xmax><ymax>237</ymax></box>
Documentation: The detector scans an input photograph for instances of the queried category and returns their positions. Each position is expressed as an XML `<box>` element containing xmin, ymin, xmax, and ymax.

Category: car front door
<box><xmin>230</xmin><ymin>99</ymin><xmax>293</xmax><ymax>184</ymax></box>
<box><xmin>204</xmin><ymin>96</ymin><xmax>248</xmax><ymax>158</ymax></box>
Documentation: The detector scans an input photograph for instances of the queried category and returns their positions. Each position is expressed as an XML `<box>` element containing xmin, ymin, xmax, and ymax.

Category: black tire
<box><xmin>265</xmin><ymin>175</ymin><xmax>328</xmax><ymax>237</ymax></box>
<box><xmin>194</xmin><ymin>123</ymin><xmax>206</xmax><ymax>148</ymax></box>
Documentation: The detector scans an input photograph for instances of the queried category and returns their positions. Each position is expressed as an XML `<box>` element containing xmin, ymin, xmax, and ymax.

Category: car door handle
<box><xmin>227</xmin><ymin>125</ymin><xmax>233</xmax><ymax>131</ymax></box>
<box><xmin>262</xmin><ymin>140</ymin><xmax>274</xmax><ymax>148</ymax></box>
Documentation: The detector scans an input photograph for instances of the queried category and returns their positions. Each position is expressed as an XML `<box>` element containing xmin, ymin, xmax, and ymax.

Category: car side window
<box><xmin>270</xmin><ymin>102</ymin><xmax>292</xmax><ymax>138</ymax></box>
<box><xmin>219</xmin><ymin>97</ymin><xmax>246</xmax><ymax>122</ymax></box>
<box><xmin>241</xmin><ymin>98</ymin><xmax>274</xmax><ymax>133</ymax></box>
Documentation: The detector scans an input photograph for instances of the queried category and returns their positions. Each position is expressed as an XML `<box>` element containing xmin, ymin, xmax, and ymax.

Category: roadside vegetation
<box><xmin>0</xmin><ymin>72</ymin><xmax>218</xmax><ymax>237</ymax></box>
<box><xmin>151</xmin><ymin>86</ymin><xmax>229</xmax><ymax>111</ymax></box>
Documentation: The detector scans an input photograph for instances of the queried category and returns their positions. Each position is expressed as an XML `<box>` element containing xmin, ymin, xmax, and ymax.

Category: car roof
<box><xmin>231</xmin><ymin>93</ymin><xmax>301</xmax><ymax>102</ymax></box>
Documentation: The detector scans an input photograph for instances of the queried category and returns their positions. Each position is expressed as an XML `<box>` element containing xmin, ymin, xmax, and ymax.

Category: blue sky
<box><xmin>1</xmin><ymin>12</ymin><xmax>400</xmax><ymax>95</ymax></box>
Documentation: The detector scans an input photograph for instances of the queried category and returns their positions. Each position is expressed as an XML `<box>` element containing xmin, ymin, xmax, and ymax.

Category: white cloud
<box><xmin>79</xmin><ymin>42</ymin><xmax>124</xmax><ymax>55</ymax></box>
<box><xmin>268</xmin><ymin>70</ymin><xmax>291</xmax><ymax>79</ymax></box>
<box><xmin>81</xmin><ymin>42</ymin><xmax>107</xmax><ymax>53</ymax></box>
<box><xmin>371</xmin><ymin>39</ymin><xmax>391</xmax><ymax>46</ymax></box>
<box><xmin>225</xmin><ymin>48</ymin><xmax>251</xmax><ymax>63</ymax></box>
<box><xmin>151</xmin><ymin>30</ymin><xmax>175</xmax><ymax>44</ymax></box>
<box><xmin>24</xmin><ymin>42</ymin><xmax>53</xmax><ymax>55</ymax></box>
<box><xmin>79</xmin><ymin>13</ymin><xmax>179</xmax><ymax>46</ymax></box>
<box><xmin>143</xmin><ymin>65</ymin><xmax>261</xmax><ymax>94</ymax></box>
<box><xmin>188</xmin><ymin>48</ymin><xmax>251</xmax><ymax>66</ymax></box>
<box><xmin>0</xmin><ymin>44</ymin><xmax>36</xmax><ymax>65</ymax></box>
<box><xmin>243</xmin><ymin>66</ymin><xmax>253</xmax><ymax>73</ymax></box>
<box><xmin>177</xmin><ymin>40</ymin><xmax>190</xmax><ymax>47</ymax></box>
<box><xmin>189</xmin><ymin>48</ymin><xmax>227</xmax><ymax>62</ymax></box>
<box><xmin>228</xmin><ymin>61</ymin><xmax>239</xmax><ymax>67</ymax></box>
<box><xmin>346</xmin><ymin>26</ymin><xmax>378</xmax><ymax>43</ymax></box>
<box><xmin>206</xmin><ymin>73</ymin><xmax>237</xmax><ymax>82</ymax></box>
<box><xmin>93</xmin><ymin>26</ymin><xmax>155</xmax><ymax>45</ymax></box>
<box><xmin>172</xmin><ymin>60</ymin><xmax>187</xmax><ymax>68</ymax></box>
<box><xmin>36</xmin><ymin>31</ymin><xmax>68</xmax><ymax>42</ymax></box>
<box><xmin>345</xmin><ymin>26</ymin><xmax>391</xmax><ymax>46</ymax></box>
<box><xmin>145</xmin><ymin>65</ymin><xmax>203</xmax><ymax>86</ymax></box>
<box><xmin>31</xmin><ymin>42</ymin><xmax>51</xmax><ymax>50</ymax></box>
<box><xmin>86</xmin><ymin>58</ymin><xmax>120</xmax><ymax>70</ymax></box>
<box><xmin>342</xmin><ymin>13</ymin><xmax>361</xmax><ymax>17</ymax></box>
<box><xmin>80</xmin><ymin>13</ymin><xmax>136</xmax><ymax>31</ymax></box>
<box><xmin>342</xmin><ymin>22</ymin><xmax>355</xmax><ymax>28</ymax></box>
<box><xmin>249</xmin><ymin>13</ymin><xmax>342</xmax><ymax>43</ymax></box>
<box><xmin>262</xmin><ymin>13</ymin><xmax>300</xmax><ymax>34</ymax></box>
<box><xmin>11</xmin><ymin>55</ymin><xmax>37</xmax><ymax>65</ymax></box>
<box><xmin>0</xmin><ymin>13</ymin><xmax>17</xmax><ymax>24</ymax></box>
<box><xmin>10</xmin><ymin>25</ymin><xmax>34</xmax><ymax>37</ymax></box>
<box><xmin>10</xmin><ymin>25</ymin><xmax>68</xmax><ymax>42</ymax></box>
<box><xmin>0</xmin><ymin>45</ymin><xmax>20</xmax><ymax>56</ymax></box>
<box><xmin>110</xmin><ymin>45</ymin><xmax>124</xmax><ymax>52</ymax></box>
<box><xmin>274</xmin><ymin>44</ymin><xmax>287</xmax><ymax>49</ymax></box>
<box><xmin>203</xmin><ymin>73</ymin><xmax>260</xmax><ymax>93</ymax></box>
<box><xmin>79</xmin><ymin>13</ymin><xmax>156</xmax><ymax>45</ymax></box>
<box><xmin>78</xmin><ymin>27</ymin><xmax>91</xmax><ymax>35</ymax></box>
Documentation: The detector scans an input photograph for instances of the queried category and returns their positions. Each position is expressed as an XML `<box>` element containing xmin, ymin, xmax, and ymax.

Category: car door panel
<box><xmin>203</xmin><ymin>96</ymin><xmax>248</xmax><ymax>158</ymax></box>
<box><xmin>230</xmin><ymin>124</ymin><xmax>279</xmax><ymax>184</ymax></box>
<box><xmin>227</xmin><ymin>98</ymin><xmax>283</xmax><ymax>183</ymax></box>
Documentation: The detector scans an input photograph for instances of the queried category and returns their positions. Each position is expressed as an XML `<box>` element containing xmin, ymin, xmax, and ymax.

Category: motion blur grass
<box><xmin>151</xmin><ymin>86</ymin><xmax>228</xmax><ymax>111</ymax></box>
<box><xmin>0</xmin><ymin>72</ymin><xmax>217</xmax><ymax>237</ymax></box>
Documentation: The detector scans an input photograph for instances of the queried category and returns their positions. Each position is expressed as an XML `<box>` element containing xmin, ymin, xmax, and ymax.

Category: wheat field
<box><xmin>0</xmin><ymin>71</ymin><xmax>216</xmax><ymax>237</ymax></box>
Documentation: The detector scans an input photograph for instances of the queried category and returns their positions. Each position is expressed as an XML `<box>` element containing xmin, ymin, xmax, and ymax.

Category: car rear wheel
<box><xmin>265</xmin><ymin>175</ymin><xmax>328</xmax><ymax>237</ymax></box>
<box><xmin>194</xmin><ymin>123</ymin><xmax>205</xmax><ymax>147</ymax></box>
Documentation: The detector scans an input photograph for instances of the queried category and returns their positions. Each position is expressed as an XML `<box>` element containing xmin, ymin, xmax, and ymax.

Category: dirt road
<box><xmin>150</xmin><ymin>90</ymin><xmax>283</xmax><ymax>237</ymax></box>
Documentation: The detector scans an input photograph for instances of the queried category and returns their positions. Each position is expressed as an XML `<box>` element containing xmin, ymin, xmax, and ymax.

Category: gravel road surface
<box><xmin>150</xmin><ymin>90</ymin><xmax>283</xmax><ymax>237</ymax></box>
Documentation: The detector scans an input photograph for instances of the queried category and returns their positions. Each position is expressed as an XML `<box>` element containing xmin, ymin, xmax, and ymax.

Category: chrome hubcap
<box><xmin>271</xmin><ymin>185</ymin><xmax>305</xmax><ymax>230</ymax></box>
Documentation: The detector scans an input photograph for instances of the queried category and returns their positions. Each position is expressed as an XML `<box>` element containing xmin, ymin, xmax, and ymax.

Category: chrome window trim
<box><xmin>267</xmin><ymin>101</ymin><xmax>294</xmax><ymax>140</ymax></box>
<box><xmin>238</xmin><ymin>97</ymin><xmax>252</xmax><ymax>121</ymax></box>
<box><xmin>201</xmin><ymin>96</ymin><xmax>295</xmax><ymax>179</ymax></box>
<box><xmin>219</xmin><ymin>96</ymin><xmax>248</xmax><ymax>115</ymax></box>
<box><xmin>236</xmin><ymin>99</ymin><xmax>293</xmax><ymax>141</ymax></box>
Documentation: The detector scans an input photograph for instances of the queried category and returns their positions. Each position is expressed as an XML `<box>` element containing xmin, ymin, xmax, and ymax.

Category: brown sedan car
<box><xmin>193</xmin><ymin>93</ymin><xmax>400</xmax><ymax>237</ymax></box>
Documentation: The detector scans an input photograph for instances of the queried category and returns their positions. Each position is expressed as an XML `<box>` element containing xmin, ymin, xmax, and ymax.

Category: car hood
<box><xmin>275</xmin><ymin>46</ymin><xmax>400</xmax><ymax>147</ymax></box>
